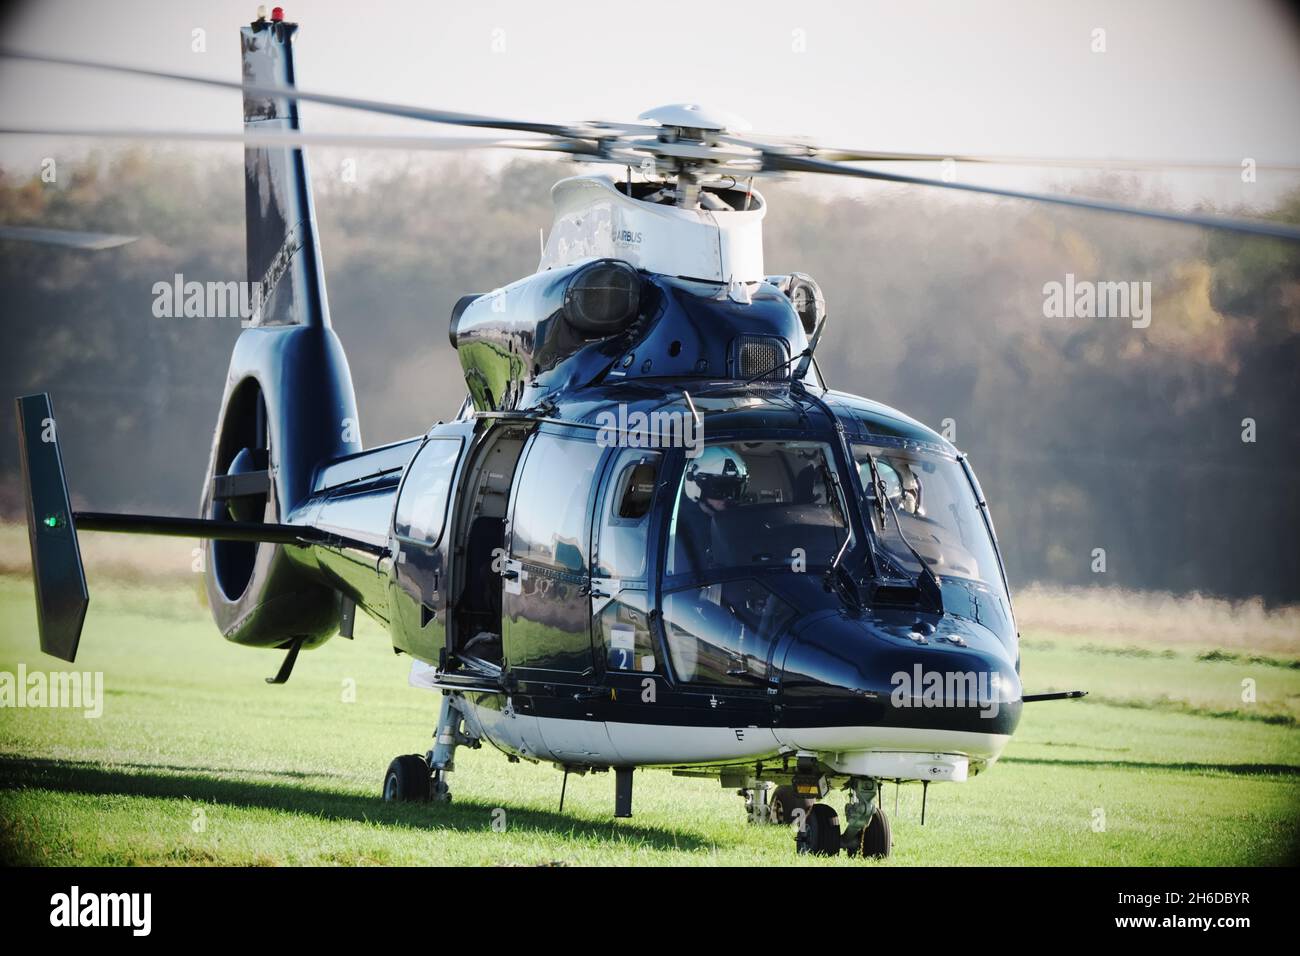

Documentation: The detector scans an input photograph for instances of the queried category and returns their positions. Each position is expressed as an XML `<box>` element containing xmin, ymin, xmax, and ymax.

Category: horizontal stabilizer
<box><xmin>74</xmin><ymin>511</ymin><xmax>383</xmax><ymax>553</ymax></box>
<box><xmin>14</xmin><ymin>392</ymin><xmax>386</xmax><ymax>663</ymax></box>
<box><xmin>15</xmin><ymin>393</ymin><xmax>88</xmax><ymax>662</ymax></box>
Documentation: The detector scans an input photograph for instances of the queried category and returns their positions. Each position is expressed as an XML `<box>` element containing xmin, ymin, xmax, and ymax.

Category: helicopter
<box><xmin>9</xmin><ymin>8</ymin><xmax>1300</xmax><ymax>859</ymax></box>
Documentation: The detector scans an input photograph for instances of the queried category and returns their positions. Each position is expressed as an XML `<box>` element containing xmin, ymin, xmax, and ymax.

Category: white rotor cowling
<box><xmin>539</xmin><ymin>175</ymin><xmax>767</xmax><ymax>284</ymax></box>
<box><xmin>637</xmin><ymin>103</ymin><xmax>753</xmax><ymax>132</ymax></box>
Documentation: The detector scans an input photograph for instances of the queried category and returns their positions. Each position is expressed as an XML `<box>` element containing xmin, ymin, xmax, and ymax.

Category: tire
<box><xmin>770</xmin><ymin>785</ymin><xmax>817</xmax><ymax>825</ymax></box>
<box><xmin>796</xmin><ymin>803</ymin><xmax>841</xmax><ymax>856</ymax></box>
<box><xmin>383</xmin><ymin>754</ymin><xmax>430</xmax><ymax>802</ymax></box>
<box><xmin>853</xmin><ymin>805</ymin><xmax>892</xmax><ymax>859</ymax></box>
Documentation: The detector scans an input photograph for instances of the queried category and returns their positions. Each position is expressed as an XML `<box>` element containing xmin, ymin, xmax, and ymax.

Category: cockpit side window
<box><xmin>666</xmin><ymin>440</ymin><xmax>852</xmax><ymax>580</ymax></box>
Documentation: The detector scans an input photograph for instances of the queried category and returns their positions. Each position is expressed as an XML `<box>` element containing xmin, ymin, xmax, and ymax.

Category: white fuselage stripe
<box><xmin>460</xmin><ymin>700</ymin><xmax>1009</xmax><ymax>770</ymax></box>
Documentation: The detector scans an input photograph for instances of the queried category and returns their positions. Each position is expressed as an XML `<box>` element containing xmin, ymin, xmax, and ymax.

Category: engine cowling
<box><xmin>450</xmin><ymin>258</ymin><xmax>644</xmax><ymax>412</ymax></box>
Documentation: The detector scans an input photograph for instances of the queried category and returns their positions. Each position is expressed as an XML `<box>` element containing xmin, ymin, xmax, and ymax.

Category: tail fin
<box><xmin>241</xmin><ymin>12</ymin><xmax>330</xmax><ymax>328</ymax></box>
<box><xmin>13</xmin><ymin>14</ymin><xmax>363</xmax><ymax>666</ymax></box>
<box><xmin>196</xmin><ymin>10</ymin><xmax>361</xmax><ymax>649</ymax></box>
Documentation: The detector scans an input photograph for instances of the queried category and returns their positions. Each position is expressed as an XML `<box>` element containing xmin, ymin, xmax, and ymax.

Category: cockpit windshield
<box><xmin>851</xmin><ymin>442</ymin><xmax>1007</xmax><ymax>601</ymax></box>
<box><xmin>666</xmin><ymin>440</ymin><xmax>853</xmax><ymax>580</ymax></box>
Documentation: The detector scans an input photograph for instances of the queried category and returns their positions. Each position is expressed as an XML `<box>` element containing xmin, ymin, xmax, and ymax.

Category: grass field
<box><xmin>0</xmin><ymin>531</ymin><xmax>1297</xmax><ymax>866</ymax></box>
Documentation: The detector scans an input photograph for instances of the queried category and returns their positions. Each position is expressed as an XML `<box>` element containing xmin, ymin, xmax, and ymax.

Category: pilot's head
<box><xmin>898</xmin><ymin>464</ymin><xmax>923</xmax><ymax>516</ymax></box>
<box><xmin>685</xmin><ymin>446</ymin><xmax>749</xmax><ymax>511</ymax></box>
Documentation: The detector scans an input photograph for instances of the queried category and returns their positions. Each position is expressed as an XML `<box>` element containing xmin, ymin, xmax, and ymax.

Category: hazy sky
<box><xmin>1</xmin><ymin>0</ymin><xmax>1299</xmax><ymax>211</ymax></box>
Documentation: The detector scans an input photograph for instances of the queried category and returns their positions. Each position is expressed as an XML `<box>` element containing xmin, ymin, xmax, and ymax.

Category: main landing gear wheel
<box><xmin>796</xmin><ymin>803</ymin><xmax>841</xmax><ymax>856</ymax></box>
<box><xmin>849</xmin><ymin>805</ymin><xmax>892</xmax><ymax>859</ymax></box>
<box><xmin>383</xmin><ymin>754</ymin><xmax>431</xmax><ymax>802</ymax></box>
<box><xmin>770</xmin><ymin>785</ymin><xmax>817</xmax><ymax>825</ymax></box>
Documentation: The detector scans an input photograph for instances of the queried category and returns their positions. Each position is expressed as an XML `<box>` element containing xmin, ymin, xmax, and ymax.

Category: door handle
<box><xmin>587</xmin><ymin>577</ymin><xmax>617</xmax><ymax>600</ymax></box>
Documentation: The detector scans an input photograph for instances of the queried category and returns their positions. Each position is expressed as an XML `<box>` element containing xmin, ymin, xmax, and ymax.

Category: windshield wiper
<box><xmin>864</xmin><ymin>452</ymin><xmax>944</xmax><ymax>612</ymax></box>
<box><xmin>822</xmin><ymin>532</ymin><xmax>863</xmax><ymax>614</ymax></box>
<box><xmin>861</xmin><ymin>451</ymin><xmax>890</xmax><ymax>529</ymax></box>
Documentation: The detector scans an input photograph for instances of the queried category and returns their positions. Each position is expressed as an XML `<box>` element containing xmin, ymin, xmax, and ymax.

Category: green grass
<box><xmin>1</xmin><ymin>574</ymin><xmax>1298</xmax><ymax>866</ymax></box>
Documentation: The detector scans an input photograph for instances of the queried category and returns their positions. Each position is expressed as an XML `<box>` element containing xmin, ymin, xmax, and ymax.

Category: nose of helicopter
<box><xmin>774</xmin><ymin>611</ymin><xmax>1022</xmax><ymax>769</ymax></box>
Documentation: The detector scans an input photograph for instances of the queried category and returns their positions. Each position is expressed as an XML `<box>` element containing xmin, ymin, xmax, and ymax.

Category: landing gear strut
<box><xmin>381</xmin><ymin>692</ymin><xmax>478</xmax><ymax>803</ymax></box>
<box><xmin>739</xmin><ymin>783</ymin><xmax>773</xmax><ymax>824</ymax></box>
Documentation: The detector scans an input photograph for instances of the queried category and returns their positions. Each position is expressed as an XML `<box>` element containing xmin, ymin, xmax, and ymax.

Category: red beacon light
<box><xmin>271</xmin><ymin>6</ymin><xmax>285</xmax><ymax>21</ymax></box>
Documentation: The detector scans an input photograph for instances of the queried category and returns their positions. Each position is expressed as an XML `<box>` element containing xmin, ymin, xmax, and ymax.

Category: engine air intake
<box><xmin>563</xmin><ymin>259</ymin><xmax>641</xmax><ymax>336</ymax></box>
<box><xmin>734</xmin><ymin>334</ymin><xmax>790</xmax><ymax>381</ymax></box>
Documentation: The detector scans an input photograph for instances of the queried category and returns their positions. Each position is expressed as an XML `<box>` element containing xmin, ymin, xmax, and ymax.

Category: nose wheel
<box><xmin>795</xmin><ymin>803</ymin><xmax>841</xmax><ymax>855</ymax></box>
<box><xmin>793</xmin><ymin>778</ymin><xmax>892</xmax><ymax>859</ymax></box>
<box><xmin>849</xmin><ymin>805</ymin><xmax>891</xmax><ymax>858</ymax></box>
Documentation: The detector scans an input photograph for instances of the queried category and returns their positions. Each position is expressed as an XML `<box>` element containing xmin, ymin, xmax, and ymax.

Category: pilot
<box><xmin>897</xmin><ymin>462</ymin><xmax>923</xmax><ymax>516</ymax></box>
<box><xmin>673</xmin><ymin>446</ymin><xmax>749</xmax><ymax>574</ymax></box>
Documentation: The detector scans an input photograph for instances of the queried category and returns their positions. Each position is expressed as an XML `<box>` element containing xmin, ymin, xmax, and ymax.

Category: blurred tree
<box><xmin>0</xmin><ymin>152</ymin><xmax>1296</xmax><ymax>602</ymax></box>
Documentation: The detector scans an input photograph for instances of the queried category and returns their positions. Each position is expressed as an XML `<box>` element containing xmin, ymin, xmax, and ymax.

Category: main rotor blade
<box><xmin>727</xmin><ymin>136</ymin><xmax>1300</xmax><ymax>173</ymax></box>
<box><xmin>821</xmin><ymin>151</ymin><xmax>1300</xmax><ymax>174</ymax></box>
<box><xmin>0</xmin><ymin>125</ymin><xmax>595</xmax><ymax>156</ymax></box>
<box><xmin>0</xmin><ymin>225</ymin><xmax>137</xmax><ymax>249</ymax></box>
<box><xmin>763</xmin><ymin>152</ymin><xmax>1300</xmax><ymax>243</ymax></box>
<box><xmin>0</xmin><ymin>49</ymin><xmax>601</xmax><ymax>139</ymax></box>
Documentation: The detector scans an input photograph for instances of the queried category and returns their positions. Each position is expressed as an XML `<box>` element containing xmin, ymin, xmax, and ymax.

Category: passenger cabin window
<box><xmin>593</xmin><ymin>450</ymin><xmax>660</xmax><ymax>581</ymax></box>
<box><xmin>511</xmin><ymin>433</ymin><xmax>604</xmax><ymax>573</ymax></box>
<box><xmin>393</xmin><ymin>438</ymin><xmax>462</xmax><ymax>545</ymax></box>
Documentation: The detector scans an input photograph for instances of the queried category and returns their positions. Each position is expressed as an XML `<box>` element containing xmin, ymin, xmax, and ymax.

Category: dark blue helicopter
<box><xmin>17</xmin><ymin>7</ymin><xmax>1298</xmax><ymax>858</ymax></box>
